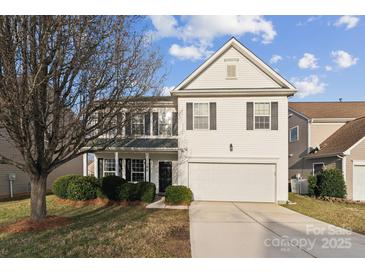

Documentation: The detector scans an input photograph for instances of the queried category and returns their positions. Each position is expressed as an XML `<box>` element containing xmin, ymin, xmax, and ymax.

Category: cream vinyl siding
<box><xmin>346</xmin><ymin>138</ymin><xmax>365</xmax><ymax>199</ymax></box>
<box><xmin>185</xmin><ymin>47</ymin><xmax>281</xmax><ymax>90</ymax></box>
<box><xmin>310</xmin><ymin>122</ymin><xmax>345</xmax><ymax>148</ymax></box>
<box><xmin>178</xmin><ymin>96</ymin><xmax>288</xmax><ymax>202</ymax></box>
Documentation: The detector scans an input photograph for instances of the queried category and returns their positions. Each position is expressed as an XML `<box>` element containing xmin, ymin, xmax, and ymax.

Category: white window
<box><xmin>131</xmin><ymin>159</ymin><xmax>144</xmax><ymax>182</ymax></box>
<box><xmin>193</xmin><ymin>103</ymin><xmax>209</xmax><ymax>130</ymax></box>
<box><xmin>313</xmin><ymin>162</ymin><xmax>325</xmax><ymax>175</ymax></box>
<box><xmin>103</xmin><ymin>159</ymin><xmax>116</xmax><ymax>177</ymax></box>
<box><xmin>254</xmin><ymin>102</ymin><xmax>270</xmax><ymax>129</ymax></box>
<box><xmin>131</xmin><ymin>114</ymin><xmax>144</xmax><ymax>135</ymax></box>
<box><xmin>227</xmin><ymin>64</ymin><xmax>236</xmax><ymax>78</ymax></box>
<box><xmin>290</xmin><ymin>126</ymin><xmax>299</xmax><ymax>142</ymax></box>
<box><xmin>159</xmin><ymin>111</ymin><xmax>172</xmax><ymax>136</ymax></box>
<box><xmin>88</xmin><ymin>114</ymin><xmax>99</xmax><ymax>137</ymax></box>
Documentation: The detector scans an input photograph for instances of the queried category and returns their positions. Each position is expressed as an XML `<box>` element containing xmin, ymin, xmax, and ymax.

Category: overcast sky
<box><xmin>145</xmin><ymin>15</ymin><xmax>364</xmax><ymax>102</ymax></box>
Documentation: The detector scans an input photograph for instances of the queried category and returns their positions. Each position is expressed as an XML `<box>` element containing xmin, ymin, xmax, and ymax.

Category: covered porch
<box><xmin>82</xmin><ymin>138</ymin><xmax>179</xmax><ymax>193</ymax></box>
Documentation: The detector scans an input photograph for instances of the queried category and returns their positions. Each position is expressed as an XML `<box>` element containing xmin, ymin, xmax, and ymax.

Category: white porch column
<box><xmin>145</xmin><ymin>152</ymin><xmax>150</xmax><ymax>182</ymax></box>
<box><xmin>83</xmin><ymin>153</ymin><xmax>88</xmax><ymax>176</ymax></box>
<box><xmin>115</xmin><ymin>151</ymin><xmax>119</xmax><ymax>176</ymax></box>
<box><xmin>93</xmin><ymin>154</ymin><xmax>98</xmax><ymax>178</ymax></box>
<box><xmin>122</xmin><ymin>159</ymin><xmax>126</xmax><ymax>179</ymax></box>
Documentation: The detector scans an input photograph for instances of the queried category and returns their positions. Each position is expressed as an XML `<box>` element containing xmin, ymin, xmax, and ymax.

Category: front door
<box><xmin>159</xmin><ymin>161</ymin><xmax>172</xmax><ymax>193</ymax></box>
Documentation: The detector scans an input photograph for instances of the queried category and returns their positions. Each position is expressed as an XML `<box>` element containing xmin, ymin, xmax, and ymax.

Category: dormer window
<box><xmin>226</xmin><ymin>64</ymin><xmax>236</xmax><ymax>79</ymax></box>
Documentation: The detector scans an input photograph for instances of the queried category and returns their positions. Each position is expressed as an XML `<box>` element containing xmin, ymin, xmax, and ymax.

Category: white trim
<box><xmin>83</xmin><ymin>153</ymin><xmax>88</xmax><ymax>176</ymax></box>
<box><xmin>344</xmin><ymin>136</ymin><xmax>365</xmax><ymax>155</ymax></box>
<box><xmin>93</xmin><ymin>154</ymin><xmax>98</xmax><ymax>178</ymax></box>
<box><xmin>171</xmin><ymin>90</ymin><xmax>294</xmax><ymax>97</ymax></box>
<box><xmin>352</xmin><ymin>161</ymin><xmax>365</xmax><ymax>201</ymax></box>
<box><xmin>174</xmin><ymin>37</ymin><xmax>297</xmax><ymax>92</ymax></box>
<box><xmin>353</xmin><ymin>160</ymin><xmax>365</xmax><ymax>165</ymax></box>
<box><xmin>307</xmin><ymin>120</ymin><xmax>312</xmax><ymax>153</ymax></box>
<box><xmin>193</xmin><ymin>102</ymin><xmax>210</xmax><ymax>130</ymax></box>
<box><xmin>288</xmin><ymin>108</ymin><xmax>311</xmax><ymax>121</ymax></box>
<box><xmin>289</xmin><ymin>125</ymin><xmax>299</xmax><ymax>143</ymax></box>
<box><xmin>342</xmin><ymin>156</ymin><xmax>347</xmax><ymax>182</ymax></box>
<box><xmin>115</xmin><ymin>152</ymin><xmax>119</xmax><ymax>176</ymax></box>
<box><xmin>312</xmin><ymin>162</ymin><xmax>325</xmax><ymax>175</ymax></box>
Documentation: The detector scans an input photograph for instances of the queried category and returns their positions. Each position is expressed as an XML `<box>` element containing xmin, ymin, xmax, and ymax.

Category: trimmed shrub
<box><xmin>165</xmin><ymin>185</ymin><xmax>193</xmax><ymax>205</ymax></box>
<box><xmin>67</xmin><ymin>176</ymin><xmax>99</xmax><ymax>200</ymax></box>
<box><xmin>119</xmin><ymin>183</ymin><xmax>139</xmax><ymax>201</ymax></box>
<box><xmin>308</xmin><ymin>175</ymin><xmax>318</xmax><ymax>197</ymax></box>
<box><xmin>100</xmin><ymin>175</ymin><xmax>126</xmax><ymax>200</ymax></box>
<box><xmin>52</xmin><ymin>174</ymin><xmax>82</xmax><ymax>199</ymax></box>
<box><xmin>317</xmin><ymin>169</ymin><xmax>346</xmax><ymax>198</ymax></box>
<box><xmin>138</xmin><ymin>182</ymin><xmax>156</xmax><ymax>203</ymax></box>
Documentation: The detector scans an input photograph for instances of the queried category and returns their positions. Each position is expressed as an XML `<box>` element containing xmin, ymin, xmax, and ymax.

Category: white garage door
<box><xmin>189</xmin><ymin>162</ymin><xmax>276</xmax><ymax>202</ymax></box>
<box><xmin>353</xmin><ymin>164</ymin><xmax>365</xmax><ymax>201</ymax></box>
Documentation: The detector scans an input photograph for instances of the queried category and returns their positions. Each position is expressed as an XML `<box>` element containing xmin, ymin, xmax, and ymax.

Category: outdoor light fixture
<box><xmin>230</xmin><ymin>143</ymin><xmax>233</xmax><ymax>152</ymax></box>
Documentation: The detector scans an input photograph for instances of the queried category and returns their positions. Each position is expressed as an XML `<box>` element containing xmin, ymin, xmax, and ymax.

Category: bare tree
<box><xmin>0</xmin><ymin>16</ymin><xmax>164</xmax><ymax>221</ymax></box>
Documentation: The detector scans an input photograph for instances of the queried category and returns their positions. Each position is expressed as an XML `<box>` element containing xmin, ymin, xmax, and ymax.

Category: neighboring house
<box><xmin>288</xmin><ymin>102</ymin><xmax>365</xmax><ymax>200</ymax></box>
<box><xmin>0</xmin><ymin>134</ymin><xmax>83</xmax><ymax>199</ymax></box>
<box><xmin>86</xmin><ymin>37</ymin><xmax>296</xmax><ymax>203</ymax></box>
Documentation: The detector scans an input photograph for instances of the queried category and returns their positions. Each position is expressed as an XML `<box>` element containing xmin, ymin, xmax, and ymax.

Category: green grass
<box><xmin>283</xmin><ymin>193</ymin><xmax>365</xmax><ymax>235</ymax></box>
<box><xmin>0</xmin><ymin>195</ymin><xmax>190</xmax><ymax>257</ymax></box>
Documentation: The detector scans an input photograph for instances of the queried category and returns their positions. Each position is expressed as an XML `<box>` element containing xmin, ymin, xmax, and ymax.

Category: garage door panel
<box><xmin>189</xmin><ymin>163</ymin><xmax>276</xmax><ymax>202</ymax></box>
<box><xmin>353</xmin><ymin>165</ymin><xmax>365</xmax><ymax>201</ymax></box>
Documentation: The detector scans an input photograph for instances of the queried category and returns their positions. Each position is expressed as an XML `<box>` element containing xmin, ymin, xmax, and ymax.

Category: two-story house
<box><xmin>289</xmin><ymin>102</ymin><xmax>365</xmax><ymax>200</ymax></box>
<box><xmin>85</xmin><ymin>37</ymin><xmax>297</xmax><ymax>203</ymax></box>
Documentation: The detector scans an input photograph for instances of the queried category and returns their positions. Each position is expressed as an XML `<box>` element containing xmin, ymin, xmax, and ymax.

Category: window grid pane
<box><xmin>132</xmin><ymin>114</ymin><xmax>144</xmax><ymax>135</ymax></box>
<box><xmin>290</xmin><ymin>127</ymin><xmax>298</xmax><ymax>142</ymax></box>
<box><xmin>194</xmin><ymin>103</ymin><xmax>209</xmax><ymax>116</ymax></box>
<box><xmin>159</xmin><ymin>111</ymin><xmax>173</xmax><ymax>136</ymax></box>
<box><xmin>255</xmin><ymin>103</ymin><xmax>270</xmax><ymax>116</ymax></box>
<box><xmin>131</xmin><ymin>159</ymin><xmax>144</xmax><ymax>182</ymax></box>
<box><xmin>255</xmin><ymin>116</ymin><xmax>270</xmax><ymax>129</ymax></box>
<box><xmin>193</xmin><ymin>103</ymin><xmax>209</xmax><ymax>129</ymax></box>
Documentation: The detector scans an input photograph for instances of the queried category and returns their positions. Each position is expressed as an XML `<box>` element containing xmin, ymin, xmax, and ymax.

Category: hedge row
<box><xmin>308</xmin><ymin>168</ymin><xmax>347</xmax><ymax>198</ymax></box>
<box><xmin>52</xmin><ymin>175</ymin><xmax>156</xmax><ymax>203</ymax></box>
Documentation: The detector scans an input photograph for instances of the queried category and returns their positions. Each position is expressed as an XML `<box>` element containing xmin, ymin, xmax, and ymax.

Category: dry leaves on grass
<box><xmin>0</xmin><ymin>216</ymin><xmax>70</xmax><ymax>234</ymax></box>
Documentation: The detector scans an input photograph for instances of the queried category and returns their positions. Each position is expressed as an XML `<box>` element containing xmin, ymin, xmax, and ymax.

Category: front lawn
<box><xmin>283</xmin><ymin>193</ymin><xmax>365</xmax><ymax>235</ymax></box>
<box><xmin>0</xmin><ymin>195</ymin><xmax>190</xmax><ymax>257</ymax></box>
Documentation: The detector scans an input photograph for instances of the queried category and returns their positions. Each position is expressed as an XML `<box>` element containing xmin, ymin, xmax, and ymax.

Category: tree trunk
<box><xmin>30</xmin><ymin>174</ymin><xmax>48</xmax><ymax>221</ymax></box>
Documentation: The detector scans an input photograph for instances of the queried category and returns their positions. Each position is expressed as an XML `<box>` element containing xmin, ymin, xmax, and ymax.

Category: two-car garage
<box><xmin>188</xmin><ymin>162</ymin><xmax>276</xmax><ymax>203</ymax></box>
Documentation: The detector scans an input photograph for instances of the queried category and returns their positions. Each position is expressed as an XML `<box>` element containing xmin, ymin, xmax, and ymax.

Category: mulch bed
<box><xmin>54</xmin><ymin>197</ymin><xmax>143</xmax><ymax>207</ymax></box>
<box><xmin>0</xmin><ymin>216</ymin><xmax>71</xmax><ymax>234</ymax></box>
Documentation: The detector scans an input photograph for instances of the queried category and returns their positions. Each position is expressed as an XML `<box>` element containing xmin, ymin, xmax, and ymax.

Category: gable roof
<box><xmin>172</xmin><ymin>37</ymin><xmax>296</xmax><ymax>95</ymax></box>
<box><xmin>289</xmin><ymin>102</ymin><xmax>365</xmax><ymax>119</ymax></box>
<box><xmin>308</xmin><ymin>116</ymin><xmax>365</xmax><ymax>158</ymax></box>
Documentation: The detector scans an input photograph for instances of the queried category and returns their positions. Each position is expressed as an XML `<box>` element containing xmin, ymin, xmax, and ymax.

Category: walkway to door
<box><xmin>189</xmin><ymin>201</ymin><xmax>365</xmax><ymax>258</ymax></box>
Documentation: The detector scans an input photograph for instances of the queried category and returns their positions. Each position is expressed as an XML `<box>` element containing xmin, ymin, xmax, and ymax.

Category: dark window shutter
<box><xmin>209</xmin><ymin>102</ymin><xmax>216</xmax><ymax>130</ymax></box>
<box><xmin>97</xmin><ymin>112</ymin><xmax>103</xmax><ymax>134</ymax></box>
<box><xmin>186</xmin><ymin>102</ymin><xmax>193</xmax><ymax>130</ymax></box>
<box><xmin>97</xmin><ymin>158</ymin><xmax>104</xmax><ymax>179</ymax></box>
<box><xmin>126</xmin><ymin>159</ymin><xmax>131</xmax><ymax>182</ymax></box>
<box><xmin>149</xmin><ymin>159</ymin><xmax>151</xmax><ymax>183</ymax></box>
<box><xmin>271</xmin><ymin>102</ymin><xmax>278</xmax><ymax>130</ymax></box>
<box><xmin>125</xmin><ymin>112</ymin><xmax>131</xmax><ymax>136</ymax></box>
<box><xmin>247</xmin><ymin>102</ymin><xmax>254</xmax><ymax>130</ymax></box>
<box><xmin>117</xmin><ymin>113</ymin><xmax>123</xmax><ymax>135</ymax></box>
<box><xmin>144</xmin><ymin>112</ymin><xmax>150</xmax><ymax>135</ymax></box>
<box><xmin>118</xmin><ymin>158</ymin><xmax>123</xmax><ymax>178</ymax></box>
<box><xmin>172</xmin><ymin>112</ymin><xmax>178</xmax><ymax>135</ymax></box>
<box><xmin>143</xmin><ymin>159</ymin><xmax>146</xmax><ymax>181</ymax></box>
<box><xmin>153</xmin><ymin>112</ymin><xmax>159</xmax><ymax>135</ymax></box>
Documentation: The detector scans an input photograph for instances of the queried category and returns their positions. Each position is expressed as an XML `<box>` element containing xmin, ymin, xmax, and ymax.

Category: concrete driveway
<box><xmin>189</xmin><ymin>201</ymin><xmax>365</xmax><ymax>257</ymax></box>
